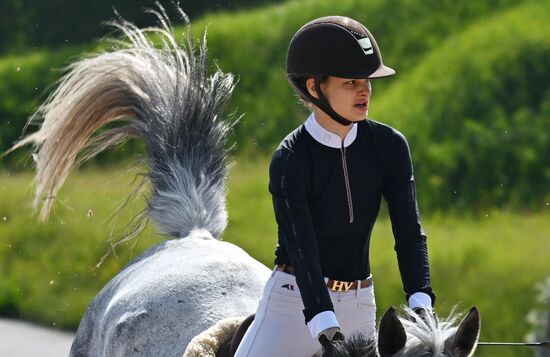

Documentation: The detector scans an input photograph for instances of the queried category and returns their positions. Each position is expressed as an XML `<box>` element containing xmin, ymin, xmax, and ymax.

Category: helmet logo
<box><xmin>357</xmin><ymin>37</ymin><xmax>374</xmax><ymax>55</ymax></box>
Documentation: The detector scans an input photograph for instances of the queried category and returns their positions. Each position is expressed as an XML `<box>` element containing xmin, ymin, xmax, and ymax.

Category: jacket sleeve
<box><xmin>382</xmin><ymin>131</ymin><xmax>435</xmax><ymax>305</ymax></box>
<box><xmin>269</xmin><ymin>148</ymin><xmax>334</xmax><ymax>323</ymax></box>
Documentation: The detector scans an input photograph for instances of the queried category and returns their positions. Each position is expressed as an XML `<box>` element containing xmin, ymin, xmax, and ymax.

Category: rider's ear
<box><xmin>306</xmin><ymin>78</ymin><xmax>320</xmax><ymax>99</ymax></box>
<box><xmin>451</xmin><ymin>307</ymin><xmax>480</xmax><ymax>357</ymax></box>
<box><xmin>377</xmin><ymin>307</ymin><xmax>406</xmax><ymax>357</ymax></box>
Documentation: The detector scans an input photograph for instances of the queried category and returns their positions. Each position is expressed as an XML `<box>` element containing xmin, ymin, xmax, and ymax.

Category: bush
<box><xmin>1</xmin><ymin>0</ymin><xmax>548</xmax><ymax>211</ymax></box>
<box><xmin>373</xmin><ymin>1</ymin><xmax>550</xmax><ymax>211</ymax></box>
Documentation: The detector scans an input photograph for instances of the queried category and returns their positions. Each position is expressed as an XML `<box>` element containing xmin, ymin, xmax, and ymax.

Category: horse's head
<box><xmin>378</xmin><ymin>306</ymin><xmax>480</xmax><ymax>357</ymax></box>
<box><xmin>320</xmin><ymin>306</ymin><xmax>480</xmax><ymax>357</ymax></box>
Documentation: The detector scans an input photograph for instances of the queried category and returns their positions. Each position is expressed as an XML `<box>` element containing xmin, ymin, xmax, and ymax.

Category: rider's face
<box><xmin>308</xmin><ymin>76</ymin><xmax>372</xmax><ymax>122</ymax></box>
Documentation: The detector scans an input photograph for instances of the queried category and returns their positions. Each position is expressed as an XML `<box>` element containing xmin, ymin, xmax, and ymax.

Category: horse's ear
<box><xmin>378</xmin><ymin>307</ymin><xmax>407</xmax><ymax>357</ymax></box>
<box><xmin>451</xmin><ymin>307</ymin><xmax>480</xmax><ymax>357</ymax></box>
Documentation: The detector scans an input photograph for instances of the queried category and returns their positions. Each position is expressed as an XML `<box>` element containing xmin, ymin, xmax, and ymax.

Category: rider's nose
<box><xmin>358</xmin><ymin>81</ymin><xmax>371</xmax><ymax>96</ymax></box>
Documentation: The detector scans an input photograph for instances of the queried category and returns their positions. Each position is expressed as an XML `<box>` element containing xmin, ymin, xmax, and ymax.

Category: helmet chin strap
<box><xmin>310</xmin><ymin>77</ymin><xmax>354</xmax><ymax>126</ymax></box>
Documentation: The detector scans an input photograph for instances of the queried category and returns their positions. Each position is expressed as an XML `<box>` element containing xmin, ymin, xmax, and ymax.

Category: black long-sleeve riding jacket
<box><xmin>269</xmin><ymin>117</ymin><xmax>434</xmax><ymax>323</ymax></box>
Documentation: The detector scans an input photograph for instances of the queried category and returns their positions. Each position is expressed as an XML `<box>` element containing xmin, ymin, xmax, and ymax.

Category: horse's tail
<box><xmin>7</xmin><ymin>5</ymin><xmax>236</xmax><ymax>239</ymax></box>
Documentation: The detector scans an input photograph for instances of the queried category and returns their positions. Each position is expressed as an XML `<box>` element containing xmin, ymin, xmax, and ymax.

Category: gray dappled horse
<box><xmin>319</xmin><ymin>307</ymin><xmax>480</xmax><ymax>356</ymax></box>
<box><xmin>196</xmin><ymin>306</ymin><xmax>480</xmax><ymax>357</ymax></box>
<box><xmin>9</xmin><ymin>6</ymin><xmax>269</xmax><ymax>356</ymax></box>
<box><xmin>9</xmin><ymin>5</ymin><xmax>480</xmax><ymax>357</ymax></box>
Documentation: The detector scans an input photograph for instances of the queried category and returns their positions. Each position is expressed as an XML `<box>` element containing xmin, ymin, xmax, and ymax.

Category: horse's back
<box><xmin>70</xmin><ymin>231</ymin><xmax>270</xmax><ymax>357</ymax></box>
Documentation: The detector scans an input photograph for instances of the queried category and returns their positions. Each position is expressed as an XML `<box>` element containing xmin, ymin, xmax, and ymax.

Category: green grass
<box><xmin>1</xmin><ymin>161</ymin><xmax>549</xmax><ymax>356</ymax></box>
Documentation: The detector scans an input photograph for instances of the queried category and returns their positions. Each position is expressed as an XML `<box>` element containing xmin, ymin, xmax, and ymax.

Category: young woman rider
<box><xmin>235</xmin><ymin>16</ymin><xmax>435</xmax><ymax>356</ymax></box>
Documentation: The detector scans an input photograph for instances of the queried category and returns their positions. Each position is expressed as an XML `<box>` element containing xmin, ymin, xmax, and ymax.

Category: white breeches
<box><xmin>234</xmin><ymin>269</ymin><xmax>377</xmax><ymax>357</ymax></box>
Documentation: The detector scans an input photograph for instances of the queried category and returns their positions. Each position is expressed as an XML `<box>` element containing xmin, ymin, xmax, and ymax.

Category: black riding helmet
<box><xmin>287</xmin><ymin>16</ymin><xmax>395</xmax><ymax>126</ymax></box>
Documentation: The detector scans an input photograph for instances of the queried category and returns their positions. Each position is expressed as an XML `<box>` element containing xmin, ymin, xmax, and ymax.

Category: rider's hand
<box><xmin>408</xmin><ymin>292</ymin><xmax>434</xmax><ymax>324</ymax></box>
<box><xmin>318</xmin><ymin>327</ymin><xmax>346</xmax><ymax>355</ymax></box>
<box><xmin>412</xmin><ymin>307</ymin><xmax>435</xmax><ymax>325</ymax></box>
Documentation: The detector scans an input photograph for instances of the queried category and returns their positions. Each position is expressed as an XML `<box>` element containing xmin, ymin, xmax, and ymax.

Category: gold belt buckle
<box><xmin>330</xmin><ymin>280</ymin><xmax>354</xmax><ymax>292</ymax></box>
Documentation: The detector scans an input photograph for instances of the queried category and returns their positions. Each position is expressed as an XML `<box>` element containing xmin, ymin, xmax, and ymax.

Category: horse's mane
<box><xmin>395</xmin><ymin>307</ymin><xmax>460</xmax><ymax>356</ymax></box>
<box><xmin>340</xmin><ymin>334</ymin><xmax>378</xmax><ymax>356</ymax></box>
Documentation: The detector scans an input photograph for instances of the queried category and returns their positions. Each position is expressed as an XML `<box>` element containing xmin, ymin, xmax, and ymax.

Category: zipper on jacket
<box><xmin>340</xmin><ymin>142</ymin><xmax>354</xmax><ymax>224</ymax></box>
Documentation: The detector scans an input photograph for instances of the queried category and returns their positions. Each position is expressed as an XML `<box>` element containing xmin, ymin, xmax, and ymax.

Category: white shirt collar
<box><xmin>304</xmin><ymin>113</ymin><xmax>357</xmax><ymax>149</ymax></box>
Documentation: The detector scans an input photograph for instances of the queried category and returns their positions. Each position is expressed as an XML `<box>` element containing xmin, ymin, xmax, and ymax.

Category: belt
<box><xmin>326</xmin><ymin>277</ymin><xmax>372</xmax><ymax>292</ymax></box>
<box><xmin>276</xmin><ymin>264</ymin><xmax>373</xmax><ymax>292</ymax></box>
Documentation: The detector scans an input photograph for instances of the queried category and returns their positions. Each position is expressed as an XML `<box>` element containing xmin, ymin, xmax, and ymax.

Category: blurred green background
<box><xmin>0</xmin><ymin>0</ymin><xmax>549</xmax><ymax>356</ymax></box>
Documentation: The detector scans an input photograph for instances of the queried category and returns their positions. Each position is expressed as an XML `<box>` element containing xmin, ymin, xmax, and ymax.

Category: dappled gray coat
<box><xmin>8</xmin><ymin>5</ymin><xmax>270</xmax><ymax>356</ymax></box>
